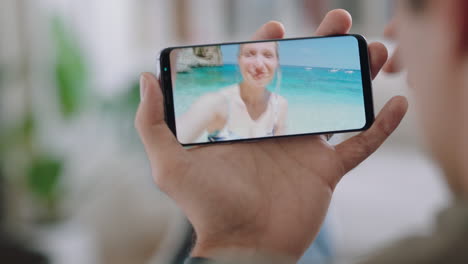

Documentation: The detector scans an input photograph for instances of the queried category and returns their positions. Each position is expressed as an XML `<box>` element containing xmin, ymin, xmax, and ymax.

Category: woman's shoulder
<box><xmin>272</xmin><ymin>93</ymin><xmax>288</xmax><ymax>107</ymax></box>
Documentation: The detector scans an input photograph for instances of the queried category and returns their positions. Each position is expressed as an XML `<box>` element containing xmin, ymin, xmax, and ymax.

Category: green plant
<box><xmin>1</xmin><ymin>16</ymin><xmax>89</xmax><ymax>223</ymax></box>
<box><xmin>52</xmin><ymin>16</ymin><xmax>88</xmax><ymax>118</ymax></box>
<box><xmin>27</xmin><ymin>156</ymin><xmax>63</xmax><ymax>221</ymax></box>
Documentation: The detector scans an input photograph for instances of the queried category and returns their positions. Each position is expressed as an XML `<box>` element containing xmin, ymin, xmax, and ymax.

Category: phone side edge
<box><xmin>159</xmin><ymin>48</ymin><xmax>178</xmax><ymax>140</ymax></box>
<box><xmin>353</xmin><ymin>34</ymin><xmax>375</xmax><ymax>130</ymax></box>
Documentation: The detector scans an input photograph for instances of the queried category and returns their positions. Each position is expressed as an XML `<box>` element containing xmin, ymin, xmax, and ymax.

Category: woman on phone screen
<box><xmin>176</xmin><ymin>41</ymin><xmax>288</xmax><ymax>144</ymax></box>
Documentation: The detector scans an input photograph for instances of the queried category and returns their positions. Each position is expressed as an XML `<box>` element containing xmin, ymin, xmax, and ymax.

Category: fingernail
<box><xmin>140</xmin><ymin>74</ymin><xmax>147</xmax><ymax>101</ymax></box>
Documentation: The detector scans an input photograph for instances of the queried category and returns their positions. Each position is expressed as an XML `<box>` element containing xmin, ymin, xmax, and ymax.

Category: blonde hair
<box><xmin>238</xmin><ymin>42</ymin><xmax>280</xmax><ymax>60</ymax></box>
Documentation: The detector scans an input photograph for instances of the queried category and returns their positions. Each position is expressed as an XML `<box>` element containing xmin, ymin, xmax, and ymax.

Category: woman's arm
<box><xmin>177</xmin><ymin>93</ymin><xmax>227</xmax><ymax>144</ymax></box>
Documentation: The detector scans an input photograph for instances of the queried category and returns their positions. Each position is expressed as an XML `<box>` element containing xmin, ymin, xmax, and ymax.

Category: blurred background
<box><xmin>0</xmin><ymin>0</ymin><xmax>450</xmax><ymax>263</ymax></box>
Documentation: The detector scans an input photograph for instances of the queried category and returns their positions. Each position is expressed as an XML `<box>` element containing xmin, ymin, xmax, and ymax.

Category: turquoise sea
<box><xmin>174</xmin><ymin>64</ymin><xmax>366</xmax><ymax>136</ymax></box>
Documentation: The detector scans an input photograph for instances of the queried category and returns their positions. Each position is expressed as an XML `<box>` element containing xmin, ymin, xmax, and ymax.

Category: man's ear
<box><xmin>445</xmin><ymin>0</ymin><xmax>468</xmax><ymax>57</ymax></box>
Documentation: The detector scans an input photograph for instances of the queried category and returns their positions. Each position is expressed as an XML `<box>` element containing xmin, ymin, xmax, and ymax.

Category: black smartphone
<box><xmin>159</xmin><ymin>34</ymin><xmax>374</xmax><ymax>147</ymax></box>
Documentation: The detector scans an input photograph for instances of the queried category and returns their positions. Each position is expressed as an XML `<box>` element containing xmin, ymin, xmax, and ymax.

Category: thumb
<box><xmin>135</xmin><ymin>73</ymin><xmax>183</xmax><ymax>169</ymax></box>
<box><xmin>336</xmin><ymin>96</ymin><xmax>409</xmax><ymax>173</ymax></box>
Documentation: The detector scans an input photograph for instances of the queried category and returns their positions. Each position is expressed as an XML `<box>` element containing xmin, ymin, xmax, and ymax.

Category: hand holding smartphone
<box><xmin>137</xmin><ymin>14</ymin><xmax>407</xmax><ymax>263</ymax></box>
<box><xmin>159</xmin><ymin>35</ymin><xmax>374</xmax><ymax>146</ymax></box>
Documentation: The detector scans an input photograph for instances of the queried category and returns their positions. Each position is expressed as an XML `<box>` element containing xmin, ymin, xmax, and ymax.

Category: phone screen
<box><xmin>160</xmin><ymin>35</ymin><xmax>374</xmax><ymax>146</ymax></box>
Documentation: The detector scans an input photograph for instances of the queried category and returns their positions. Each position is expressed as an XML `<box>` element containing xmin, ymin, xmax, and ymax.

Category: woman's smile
<box><xmin>250</xmin><ymin>69</ymin><xmax>268</xmax><ymax>80</ymax></box>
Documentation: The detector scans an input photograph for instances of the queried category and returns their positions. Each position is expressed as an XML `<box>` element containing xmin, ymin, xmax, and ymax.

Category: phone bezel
<box><xmin>159</xmin><ymin>34</ymin><xmax>374</xmax><ymax>147</ymax></box>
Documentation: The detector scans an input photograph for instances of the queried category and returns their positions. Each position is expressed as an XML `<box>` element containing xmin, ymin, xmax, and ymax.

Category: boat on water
<box><xmin>345</xmin><ymin>70</ymin><xmax>354</xmax><ymax>74</ymax></box>
<box><xmin>330</xmin><ymin>68</ymin><xmax>339</xmax><ymax>73</ymax></box>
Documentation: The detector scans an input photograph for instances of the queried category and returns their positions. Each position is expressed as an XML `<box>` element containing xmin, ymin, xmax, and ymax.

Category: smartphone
<box><xmin>159</xmin><ymin>34</ymin><xmax>374</xmax><ymax>146</ymax></box>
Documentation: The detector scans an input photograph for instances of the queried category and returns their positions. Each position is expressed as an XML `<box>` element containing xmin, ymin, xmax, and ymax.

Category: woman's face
<box><xmin>238</xmin><ymin>42</ymin><xmax>279</xmax><ymax>88</ymax></box>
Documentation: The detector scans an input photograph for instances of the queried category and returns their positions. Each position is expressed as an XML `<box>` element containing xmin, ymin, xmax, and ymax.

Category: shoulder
<box><xmin>278</xmin><ymin>95</ymin><xmax>288</xmax><ymax>106</ymax></box>
<box><xmin>359</xmin><ymin>235</ymin><xmax>448</xmax><ymax>264</ymax></box>
<box><xmin>359</xmin><ymin>203</ymin><xmax>468</xmax><ymax>264</ymax></box>
<box><xmin>274</xmin><ymin>94</ymin><xmax>288</xmax><ymax>110</ymax></box>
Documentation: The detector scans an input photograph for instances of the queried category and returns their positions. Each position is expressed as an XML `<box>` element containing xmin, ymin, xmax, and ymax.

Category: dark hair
<box><xmin>407</xmin><ymin>0</ymin><xmax>428</xmax><ymax>13</ymax></box>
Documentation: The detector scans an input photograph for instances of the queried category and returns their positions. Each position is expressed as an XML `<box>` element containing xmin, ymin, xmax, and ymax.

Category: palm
<box><xmin>181</xmin><ymin>136</ymin><xmax>342</xmax><ymax>255</ymax></box>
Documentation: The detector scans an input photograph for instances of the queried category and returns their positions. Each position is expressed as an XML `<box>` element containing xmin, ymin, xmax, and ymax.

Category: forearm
<box><xmin>177</xmin><ymin>114</ymin><xmax>212</xmax><ymax>143</ymax></box>
<box><xmin>177</xmin><ymin>121</ymin><xmax>205</xmax><ymax>144</ymax></box>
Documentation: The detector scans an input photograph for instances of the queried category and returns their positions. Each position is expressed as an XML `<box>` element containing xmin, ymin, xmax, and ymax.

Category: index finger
<box><xmin>335</xmin><ymin>96</ymin><xmax>408</xmax><ymax>173</ymax></box>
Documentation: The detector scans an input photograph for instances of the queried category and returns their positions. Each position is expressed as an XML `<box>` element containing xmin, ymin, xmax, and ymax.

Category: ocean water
<box><xmin>174</xmin><ymin>64</ymin><xmax>366</xmax><ymax>136</ymax></box>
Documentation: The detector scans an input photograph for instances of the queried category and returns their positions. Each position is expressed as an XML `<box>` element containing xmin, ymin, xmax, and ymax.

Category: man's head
<box><xmin>396</xmin><ymin>0</ymin><xmax>468</xmax><ymax>195</ymax></box>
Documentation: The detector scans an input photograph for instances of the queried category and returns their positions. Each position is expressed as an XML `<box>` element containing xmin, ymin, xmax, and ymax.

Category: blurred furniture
<box><xmin>1</xmin><ymin>169</ymin><xmax>48</xmax><ymax>264</ymax></box>
<box><xmin>0</xmin><ymin>235</ymin><xmax>49</xmax><ymax>264</ymax></box>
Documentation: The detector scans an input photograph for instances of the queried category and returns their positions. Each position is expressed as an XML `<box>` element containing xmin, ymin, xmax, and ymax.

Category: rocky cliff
<box><xmin>176</xmin><ymin>46</ymin><xmax>223</xmax><ymax>72</ymax></box>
